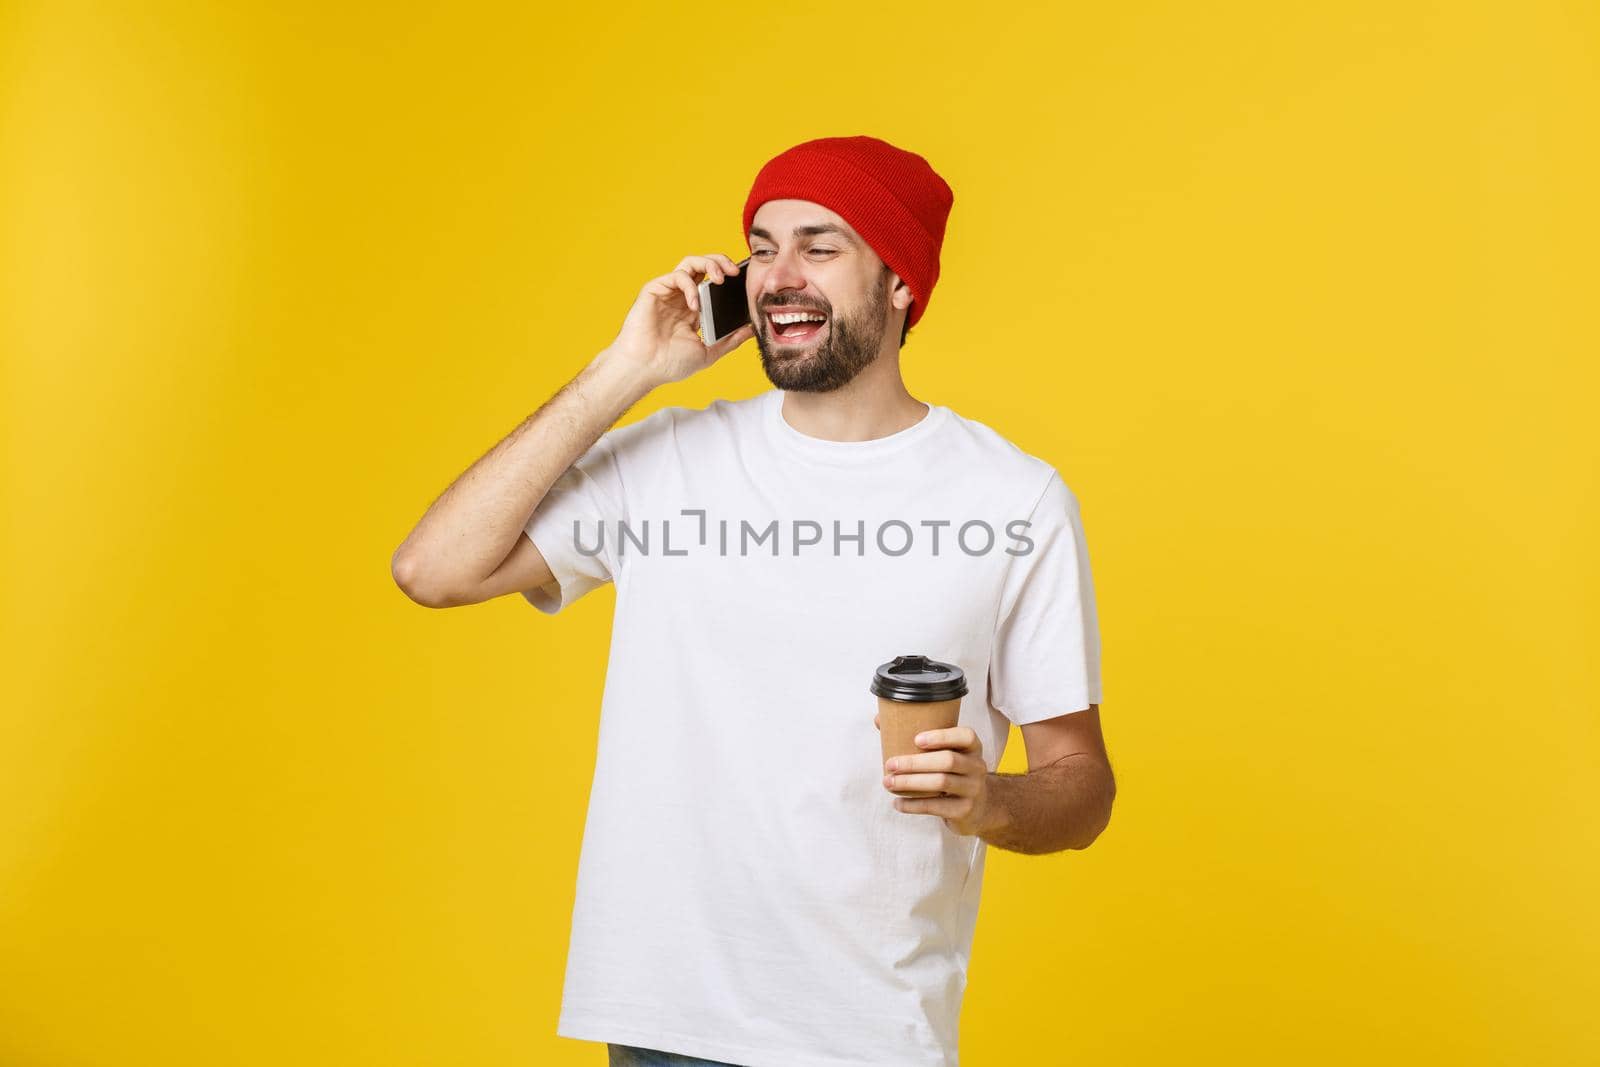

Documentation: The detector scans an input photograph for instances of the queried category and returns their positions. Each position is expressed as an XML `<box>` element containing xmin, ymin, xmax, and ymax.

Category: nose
<box><xmin>757</xmin><ymin>247</ymin><xmax>809</xmax><ymax>303</ymax></box>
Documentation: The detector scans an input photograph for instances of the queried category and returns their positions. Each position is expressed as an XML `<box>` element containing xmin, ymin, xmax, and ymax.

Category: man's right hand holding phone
<box><xmin>604</xmin><ymin>254</ymin><xmax>755</xmax><ymax>389</ymax></box>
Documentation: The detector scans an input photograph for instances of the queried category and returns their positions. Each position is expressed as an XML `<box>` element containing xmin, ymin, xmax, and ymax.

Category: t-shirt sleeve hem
<box><xmin>518</xmin><ymin>578</ymin><xmax>565</xmax><ymax>615</ymax></box>
<box><xmin>998</xmin><ymin>688</ymin><xmax>1102</xmax><ymax>726</ymax></box>
<box><xmin>518</xmin><ymin>525</ymin><xmax>600</xmax><ymax>615</ymax></box>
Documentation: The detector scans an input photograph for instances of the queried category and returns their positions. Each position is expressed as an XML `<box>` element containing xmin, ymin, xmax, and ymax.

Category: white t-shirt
<box><xmin>523</xmin><ymin>387</ymin><xmax>1102</xmax><ymax>1067</ymax></box>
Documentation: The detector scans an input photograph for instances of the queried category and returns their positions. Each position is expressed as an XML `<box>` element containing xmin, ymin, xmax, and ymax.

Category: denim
<box><xmin>607</xmin><ymin>1042</ymin><xmax>746</xmax><ymax>1066</ymax></box>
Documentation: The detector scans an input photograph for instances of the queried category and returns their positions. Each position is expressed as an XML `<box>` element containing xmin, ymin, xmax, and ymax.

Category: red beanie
<box><xmin>742</xmin><ymin>135</ymin><xmax>954</xmax><ymax>329</ymax></box>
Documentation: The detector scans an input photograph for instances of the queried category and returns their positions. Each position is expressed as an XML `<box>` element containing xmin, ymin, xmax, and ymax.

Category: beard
<box><xmin>754</xmin><ymin>276</ymin><xmax>889</xmax><ymax>393</ymax></box>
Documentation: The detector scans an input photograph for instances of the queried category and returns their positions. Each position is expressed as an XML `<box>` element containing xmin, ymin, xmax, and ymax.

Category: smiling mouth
<box><xmin>766</xmin><ymin>312</ymin><xmax>829</xmax><ymax>346</ymax></box>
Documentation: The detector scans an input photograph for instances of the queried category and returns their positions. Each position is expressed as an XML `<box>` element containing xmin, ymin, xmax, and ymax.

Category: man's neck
<box><xmin>777</xmin><ymin>368</ymin><xmax>927</xmax><ymax>443</ymax></box>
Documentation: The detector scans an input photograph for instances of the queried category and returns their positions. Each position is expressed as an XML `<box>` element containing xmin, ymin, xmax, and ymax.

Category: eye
<box><xmin>808</xmin><ymin>248</ymin><xmax>838</xmax><ymax>256</ymax></box>
<box><xmin>751</xmin><ymin>249</ymin><xmax>775</xmax><ymax>259</ymax></box>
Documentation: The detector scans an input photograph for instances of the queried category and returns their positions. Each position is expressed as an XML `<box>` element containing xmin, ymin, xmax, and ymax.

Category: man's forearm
<box><xmin>393</xmin><ymin>347</ymin><xmax>651</xmax><ymax>603</ymax></box>
<box><xmin>977</xmin><ymin>755</ymin><xmax>1116</xmax><ymax>855</ymax></box>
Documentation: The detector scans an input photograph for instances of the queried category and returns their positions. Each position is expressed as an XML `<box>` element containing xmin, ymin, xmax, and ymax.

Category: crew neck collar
<box><xmin>762</xmin><ymin>388</ymin><xmax>949</xmax><ymax>465</ymax></box>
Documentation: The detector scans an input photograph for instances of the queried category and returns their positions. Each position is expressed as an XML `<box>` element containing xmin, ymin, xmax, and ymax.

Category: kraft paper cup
<box><xmin>871</xmin><ymin>654</ymin><xmax>969</xmax><ymax>800</ymax></box>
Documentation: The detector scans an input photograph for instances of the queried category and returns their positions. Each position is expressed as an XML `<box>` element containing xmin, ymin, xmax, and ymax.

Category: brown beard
<box><xmin>755</xmin><ymin>275</ymin><xmax>890</xmax><ymax>393</ymax></box>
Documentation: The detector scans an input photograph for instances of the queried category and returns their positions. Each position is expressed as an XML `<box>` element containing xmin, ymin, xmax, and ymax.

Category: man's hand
<box><xmin>604</xmin><ymin>253</ymin><xmax>756</xmax><ymax>388</ymax></box>
<box><xmin>874</xmin><ymin>713</ymin><xmax>995</xmax><ymax>837</ymax></box>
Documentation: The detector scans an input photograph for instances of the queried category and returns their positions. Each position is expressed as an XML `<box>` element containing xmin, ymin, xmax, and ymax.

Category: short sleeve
<box><xmin>520</xmin><ymin>432</ymin><xmax>629</xmax><ymax>615</ymax></box>
<box><xmin>988</xmin><ymin>470</ymin><xmax>1103</xmax><ymax>725</ymax></box>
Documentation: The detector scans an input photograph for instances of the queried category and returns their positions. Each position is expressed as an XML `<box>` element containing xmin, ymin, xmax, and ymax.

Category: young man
<box><xmin>393</xmin><ymin>136</ymin><xmax>1115</xmax><ymax>1067</ymax></box>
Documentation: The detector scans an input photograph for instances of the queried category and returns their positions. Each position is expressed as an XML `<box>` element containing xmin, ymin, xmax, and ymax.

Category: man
<box><xmin>392</xmin><ymin>135</ymin><xmax>1115</xmax><ymax>1067</ymax></box>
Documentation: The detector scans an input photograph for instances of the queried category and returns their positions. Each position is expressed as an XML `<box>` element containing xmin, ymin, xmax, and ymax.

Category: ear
<box><xmin>888</xmin><ymin>273</ymin><xmax>914</xmax><ymax>313</ymax></box>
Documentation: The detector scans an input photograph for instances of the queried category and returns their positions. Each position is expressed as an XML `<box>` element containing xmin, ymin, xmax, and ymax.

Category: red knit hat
<box><xmin>742</xmin><ymin>135</ymin><xmax>954</xmax><ymax>329</ymax></box>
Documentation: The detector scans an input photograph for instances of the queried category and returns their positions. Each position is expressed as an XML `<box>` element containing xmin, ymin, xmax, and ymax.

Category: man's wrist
<box><xmin>586</xmin><ymin>345</ymin><xmax>658</xmax><ymax>409</ymax></box>
<box><xmin>977</xmin><ymin>772</ymin><xmax>1014</xmax><ymax>840</ymax></box>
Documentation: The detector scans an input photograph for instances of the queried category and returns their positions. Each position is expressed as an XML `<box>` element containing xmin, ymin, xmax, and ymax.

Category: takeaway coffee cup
<box><xmin>871</xmin><ymin>654</ymin><xmax>969</xmax><ymax>799</ymax></box>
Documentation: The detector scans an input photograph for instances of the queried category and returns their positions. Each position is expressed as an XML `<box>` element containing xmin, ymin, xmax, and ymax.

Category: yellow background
<box><xmin>3</xmin><ymin>1</ymin><xmax>1596</xmax><ymax>1064</ymax></box>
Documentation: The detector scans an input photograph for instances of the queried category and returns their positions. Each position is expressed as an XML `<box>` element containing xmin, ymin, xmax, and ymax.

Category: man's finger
<box><xmin>893</xmin><ymin>795</ymin><xmax>964</xmax><ymax>815</ymax></box>
<box><xmin>914</xmin><ymin>727</ymin><xmax>979</xmax><ymax>751</ymax></box>
<box><xmin>645</xmin><ymin>273</ymin><xmax>698</xmax><ymax>313</ymax></box>
<box><xmin>667</xmin><ymin>269</ymin><xmax>699</xmax><ymax>311</ymax></box>
<box><xmin>674</xmin><ymin>256</ymin><xmax>724</xmax><ymax>284</ymax></box>
<box><xmin>885</xmin><ymin>772</ymin><xmax>973</xmax><ymax>796</ymax></box>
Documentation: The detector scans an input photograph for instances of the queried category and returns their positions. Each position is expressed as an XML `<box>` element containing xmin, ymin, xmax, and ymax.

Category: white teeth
<box><xmin>770</xmin><ymin>312</ymin><xmax>826</xmax><ymax>325</ymax></box>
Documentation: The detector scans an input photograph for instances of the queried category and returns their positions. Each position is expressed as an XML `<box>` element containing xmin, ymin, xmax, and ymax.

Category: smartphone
<box><xmin>698</xmin><ymin>258</ymin><xmax>752</xmax><ymax>344</ymax></box>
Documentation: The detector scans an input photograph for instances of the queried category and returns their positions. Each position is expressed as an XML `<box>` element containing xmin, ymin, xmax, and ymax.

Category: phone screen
<box><xmin>701</xmin><ymin>258</ymin><xmax>752</xmax><ymax>343</ymax></box>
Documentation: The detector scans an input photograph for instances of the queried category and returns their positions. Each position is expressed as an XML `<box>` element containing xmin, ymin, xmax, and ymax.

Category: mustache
<box><xmin>758</xmin><ymin>299</ymin><xmax>831</xmax><ymax>314</ymax></box>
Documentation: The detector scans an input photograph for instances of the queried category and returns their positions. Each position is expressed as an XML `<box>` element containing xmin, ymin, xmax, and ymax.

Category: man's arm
<box><xmin>978</xmin><ymin>705</ymin><xmax>1115</xmax><ymax>855</ymax></box>
<box><xmin>390</xmin><ymin>351</ymin><xmax>650</xmax><ymax>608</ymax></box>
<box><xmin>390</xmin><ymin>254</ymin><xmax>753</xmax><ymax>608</ymax></box>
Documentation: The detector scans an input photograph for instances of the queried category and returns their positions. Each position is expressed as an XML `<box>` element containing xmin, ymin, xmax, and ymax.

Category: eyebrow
<box><xmin>748</xmin><ymin>224</ymin><xmax>857</xmax><ymax>246</ymax></box>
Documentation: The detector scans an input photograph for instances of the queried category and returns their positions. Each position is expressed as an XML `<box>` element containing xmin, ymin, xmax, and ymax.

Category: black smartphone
<box><xmin>697</xmin><ymin>258</ymin><xmax>751</xmax><ymax>344</ymax></box>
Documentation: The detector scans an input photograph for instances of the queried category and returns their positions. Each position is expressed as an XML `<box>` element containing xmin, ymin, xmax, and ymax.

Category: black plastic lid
<box><xmin>869</xmin><ymin>654</ymin><xmax>968</xmax><ymax>703</ymax></box>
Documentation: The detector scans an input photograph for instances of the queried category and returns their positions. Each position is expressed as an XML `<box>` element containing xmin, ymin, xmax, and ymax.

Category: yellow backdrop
<box><xmin>3</xmin><ymin>2</ymin><xmax>1595</xmax><ymax>1064</ymax></box>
